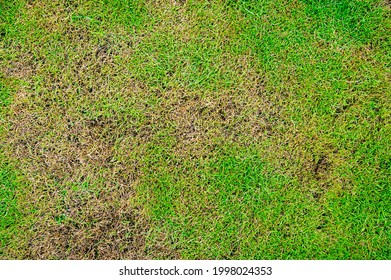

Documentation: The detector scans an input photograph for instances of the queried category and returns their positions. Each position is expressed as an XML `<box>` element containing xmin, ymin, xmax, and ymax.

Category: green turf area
<box><xmin>0</xmin><ymin>0</ymin><xmax>390</xmax><ymax>259</ymax></box>
<box><xmin>0</xmin><ymin>83</ymin><xmax>18</xmax><ymax>254</ymax></box>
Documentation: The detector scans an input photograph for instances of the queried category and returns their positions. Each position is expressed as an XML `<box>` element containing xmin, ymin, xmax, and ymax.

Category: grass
<box><xmin>0</xmin><ymin>0</ymin><xmax>390</xmax><ymax>259</ymax></box>
<box><xmin>0</xmin><ymin>157</ymin><xmax>17</xmax><ymax>254</ymax></box>
<box><xmin>0</xmin><ymin>90</ymin><xmax>19</xmax><ymax>254</ymax></box>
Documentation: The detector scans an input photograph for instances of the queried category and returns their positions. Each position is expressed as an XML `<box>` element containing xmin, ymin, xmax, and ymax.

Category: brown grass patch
<box><xmin>25</xmin><ymin>189</ymin><xmax>147</xmax><ymax>259</ymax></box>
<box><xmin>5</xmin><ymin>86</ymin><xmax>151</xmax><ymax>259</ymax></box>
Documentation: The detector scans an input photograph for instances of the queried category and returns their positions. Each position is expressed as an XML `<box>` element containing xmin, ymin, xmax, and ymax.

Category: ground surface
<box><xmin>0</xmin><ymin>0</ymin><xmax>390</xmax><ymax>259</ymax></box>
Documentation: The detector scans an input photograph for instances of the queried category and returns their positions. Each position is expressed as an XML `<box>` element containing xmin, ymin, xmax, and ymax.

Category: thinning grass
<box><xmin>0</xmin><ymin>0</ymin><xmax>390</xmax><ymax>259</ymax></box>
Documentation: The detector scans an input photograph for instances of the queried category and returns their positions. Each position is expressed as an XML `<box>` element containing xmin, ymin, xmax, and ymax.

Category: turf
<box><xmin>0</xmin><ymin>0</ymin><xmax>390</xmax><ymax>259</ymax></box>
<box><xmin>0</xmin><ymin>82</ymin><xmax>19</xmax><ymax>255</ymax></box>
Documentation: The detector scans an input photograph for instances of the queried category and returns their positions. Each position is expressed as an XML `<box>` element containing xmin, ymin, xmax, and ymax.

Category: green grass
<box><xmin>0</xmin><ymin>155</ymin><xmax>18</xmax><ymax>254</ymax></box>
<box><xmin>0</xmin><ymin>0</ymin><xmax>390</xmax><ymax>259</ymax></box>
<box><xmin>0</xmin><ymin>79</ymin><xmax>24</xmax><ymax>257</ymax></box>
<box><xmin>0</xmin><ymin>4</ymin><xmax>16</xmax><ymax>247</ymax></box>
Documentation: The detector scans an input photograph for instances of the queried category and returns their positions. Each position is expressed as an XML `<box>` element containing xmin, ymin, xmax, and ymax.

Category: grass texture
<box><xmin>0</xmin><ymin>0</ymin><xmax>390</xmax><ymax>259</ymax></box>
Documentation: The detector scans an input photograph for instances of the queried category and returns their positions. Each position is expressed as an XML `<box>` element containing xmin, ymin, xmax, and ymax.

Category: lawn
<box><xmin>0</xmin><ymin>0</ymin><xmax>390</xmax><ymax>259</ymax></box>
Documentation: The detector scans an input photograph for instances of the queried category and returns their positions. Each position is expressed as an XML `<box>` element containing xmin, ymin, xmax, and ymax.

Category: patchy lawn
<box><xmin>1</xmin><ymin>0</ymin><xmax>390</xmax><ymax>259</ymax></box>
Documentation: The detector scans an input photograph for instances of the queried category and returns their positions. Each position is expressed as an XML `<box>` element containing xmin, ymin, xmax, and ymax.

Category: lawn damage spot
<box><xmin>167</xmin><ymin>87</ymin><xmax>285</xmax><ymax>162</ymax></box>
<box><xmin>26</xmin><ymin>187</ymin><xmax>148</xmax><ymax>259</ymax></box>
<box><xmin>314</xmin><ymin>155</ymin><xmax>330</xmax><ymax>180</ymax></box>
<box><xmin>5</xmin><ymin>91</ymin><xmax>151</xmax><ymax>258</ymax></box>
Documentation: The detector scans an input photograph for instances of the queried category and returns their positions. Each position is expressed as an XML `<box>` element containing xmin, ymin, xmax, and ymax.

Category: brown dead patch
<box><xmin>171</xmin><ymin>0</ymin><xmax>187</xmax><ymax>7</ymax></box>
<box><xmin>25</xmin><ymin>187</ymin><xmax>148</xmax><ymax>259</ymax></box>
<box><xmin>314</xmin><ymin>155</ymin><xmax>330</xmax><ymax>180</ymax></box>
<box><xmin>5</xmin><ymin>47</ymin><xmax>36</xmax><ymax>79</ymax></box>
<box><xmin>5</xmin><ymin>97</ymin><xmax>151</xmax><ymax>258</ymax></box>
<box><xmin>168</xmin><ymin>88</ymin><xmax>284</xmax><ymax>162</ymax></box>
